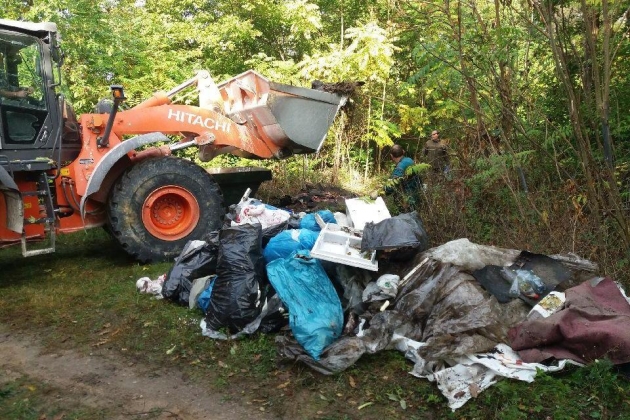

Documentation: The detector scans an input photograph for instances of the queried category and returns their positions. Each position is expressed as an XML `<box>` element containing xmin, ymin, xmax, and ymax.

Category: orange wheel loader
<box><xmin>0</xmin><ymin>19</ymin><xmax>346</xmax><ymax>262</ymax></box>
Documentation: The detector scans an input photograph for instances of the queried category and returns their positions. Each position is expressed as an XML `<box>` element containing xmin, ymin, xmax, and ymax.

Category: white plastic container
<box><xmin>345</xmin><ymin>197</ymin><xmax>391</xmax><ymax>231</ymax></box>
<box><xmin>310</xmin><ymin>224</ymin><xmax>378</xmax><ymax>271</ymax></box>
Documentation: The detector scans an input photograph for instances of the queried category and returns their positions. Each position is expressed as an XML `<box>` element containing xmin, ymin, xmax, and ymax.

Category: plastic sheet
<box><xmin>362</xmin><ymin>274</ymin><xmax>400</xmax><ymax>303</ymax></box>
<box><xmin>201</xmin><ymin>290</ymin><xmax>287</xmax><ymax>340</ymax></box>
<box><xmin>189</xmin><ymin>275</ymin><xmax>214</xmax><ymax>309</ymax></box>
<box><xmin>423</xmin><ymin>238</ymin><xmax>519</xmax><ymax>271</ymax></box>
<box><xmin>262</xmin><ymin>229</ymin><xmax>319</xmax><ymax>263</ymax></box>
<box><xmin>395</xmin><ymin>261</ymin><xmax>529</xmax><ymax>360</ymax></box>
<box><xmin>136</xmin><ymin>274</ymin><xmax>166</xmax><ymax>298</ymax></box>
<box><xmin>360</xmin><ymin>212</ymin><xmax>429</xmax><ymax>252</ymax></box>
<box><xmin>333</xmin><ymin>265</ymin><xmax>374</xmax><ymax>313</ymax></box>
<box><xmin>267</xmin><ymin>250</ymin><xmax>343</xmax><ymax>360</ymax></box>
<box><xmin>161</xmin><ymin>236</ymin><xmax>220</xmax><ymax>306</ymax></box>
<box><xmin>429</xmin><ymin>344</ymin><xmax>575</xmax><ymax>410</ymax></box>
<box><xmin>204</xmin><ymin>224</ymin><xmax>266</xmax><ymax>333</ymax></box>
<box><xmin>276</xmin><ymin>335</ymin><xmax>367</xmax><ymax>375</ymax></box>
<box><xmin>233</xmin><ymin>198</ymin><xmax>291</xmax><ymax>230</ymax></box>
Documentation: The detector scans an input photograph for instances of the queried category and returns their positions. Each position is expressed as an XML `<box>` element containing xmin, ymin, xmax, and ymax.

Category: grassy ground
<box><xmin>1</xmin><ymin>229</ymin><xmax>629</xmax><ymax>419</ymax></box>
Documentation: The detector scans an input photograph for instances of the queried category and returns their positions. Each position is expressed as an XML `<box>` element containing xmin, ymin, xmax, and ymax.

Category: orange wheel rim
<box><xmin>142</xmin><ymin>186</ymin><xmax>199</xmax><ymax>240</ymax></box>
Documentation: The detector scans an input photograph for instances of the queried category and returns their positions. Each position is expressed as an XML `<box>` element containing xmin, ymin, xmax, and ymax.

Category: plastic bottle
<box><xmin>500</xmin><ymin>267</ymin><xmax>541</xmax><ymax>299</ymax></box>
<box><xmin>514</xmin><ymin>269</ymin><xmax>546</xmax><ymax>295</ymax></box>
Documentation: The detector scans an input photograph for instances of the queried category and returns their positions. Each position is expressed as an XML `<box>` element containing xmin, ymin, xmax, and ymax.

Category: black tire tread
<box><xmin>106</xmin><ymin>157</ymin><xmax>224</xmax><ymax>263</ymax></box>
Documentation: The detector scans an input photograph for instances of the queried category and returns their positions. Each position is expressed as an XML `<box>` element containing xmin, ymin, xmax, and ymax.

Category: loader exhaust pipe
<box><xmin>97</xmin><ymin>85</ymin><xmax>126</xmax><ymax>148</ymax></box>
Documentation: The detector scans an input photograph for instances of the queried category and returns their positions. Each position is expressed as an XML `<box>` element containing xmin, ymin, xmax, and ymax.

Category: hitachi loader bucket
<box><xmin>218</xmin><ymin>70</ymin><xmax>346</xmax><ymax>156</ymax></box>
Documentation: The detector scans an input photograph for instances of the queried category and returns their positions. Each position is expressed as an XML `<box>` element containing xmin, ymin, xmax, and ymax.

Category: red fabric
<box><xmin>508</xmin><ymin>277</ymin><xmax>630</xmax><ymax>364</ymax></box>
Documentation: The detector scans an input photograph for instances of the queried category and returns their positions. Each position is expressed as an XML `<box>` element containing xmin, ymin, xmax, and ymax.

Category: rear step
<box><xmin>21</xmin><ymin>172</ymin><xmax>56</xmax><ymax>257</ymax></box>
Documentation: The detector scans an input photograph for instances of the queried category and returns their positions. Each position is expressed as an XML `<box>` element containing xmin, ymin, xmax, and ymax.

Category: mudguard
<box><xmin>79</xmin><ymin>132</ymin><xmax>169</xmax><ymax>217</ymax></box>
<box><xmin>0</xmin><ymin>165</ymin><xmax>23</xmax><ymax>233</ymax></box>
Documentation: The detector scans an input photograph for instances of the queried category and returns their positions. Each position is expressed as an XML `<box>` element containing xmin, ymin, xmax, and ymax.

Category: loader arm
<box><xmin>111</xmin><ymin>104</ymin><xmax>281</xmax><ymax>159</ymax></box>
<box><xmin>70</xmin><ymin>70</ymin><xmax>345</xmax><ymax>203</ymax></box>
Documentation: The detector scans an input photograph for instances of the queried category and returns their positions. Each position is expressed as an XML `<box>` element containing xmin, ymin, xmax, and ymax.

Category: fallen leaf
<box><xmin>400</xmin><ymin>399</ymin><xmax>407</xmax><ymax>410</ymax></box>
<box><xmin>277</xmin><ymin>381</ymin><xmax>290</xmax><ymax>389</ymax></box>
<box><xmin>469</xmin><ymin>383</ymin><xmax>481</xmax><ymax>398</ymax></box>
<box><xmin>27</xmin><ymin>385</ymin><xmax>37</xmax><ymax>391</ymax></box>
<box><xmin>91</xmin><ymin>339</ymin><xmax>109</xmax><ymax>347</ymax></box>
<box><xmin>348</xmin><ymin>376</ymin><xmax>356</xmax><ymax>388</ymax></box>
<box><xmin>358</xmin><ymin>402</ymin><xmax>373</xmax><ymax>410</ymax></box>
<box><xmin>319</xmin><ymin>394</ymin><xmax>327</xmax><ymax>401</ymax></box>
<box><xmin>166</xmin><ymin>345</ymin><xmax>176</xmax><ymax>355</ymax></box>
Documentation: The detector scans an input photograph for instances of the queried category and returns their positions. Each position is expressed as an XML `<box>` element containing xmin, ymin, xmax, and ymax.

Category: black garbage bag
<box><xmin>262</xmin><ymin>220</ymin><xmax>289</xmax><ymax>247</ymax></box>
<box><xmin>205</xmin><ymin>224</ymin><xmax>266</xmax><ymax>333</ymax></box>
<box><xmin>162</xmin><ymin>234</ymin><xmax>220</xmax><ymax>306</ymax></box>
<box><xmin>360</xmin><ymin>211</ymin><xmax>429</xmax><ymax>252</ymax></box>
<box><xmin>258</xmin><ymin>287</ymin><xmax>289</xmax><ymax>334</ymax></box>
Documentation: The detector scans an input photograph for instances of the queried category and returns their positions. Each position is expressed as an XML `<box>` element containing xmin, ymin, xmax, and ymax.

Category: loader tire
<box><xmin>107</xmin><ymin>157</ymin><xmax>224</xmax><ymax>263</ymax></box>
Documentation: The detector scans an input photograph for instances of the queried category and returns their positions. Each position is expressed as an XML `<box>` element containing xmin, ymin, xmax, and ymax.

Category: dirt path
<box><xmin>0</xmin><ymin>325</ymin><xmax>278</xmax><ymax>420</ymax></box>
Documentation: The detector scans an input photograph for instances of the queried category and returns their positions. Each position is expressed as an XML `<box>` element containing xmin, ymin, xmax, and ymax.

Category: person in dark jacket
<box><xmin>423</xmin><ymin>130</ymin><xmax>450</xmax><ymax>174</ymax></box>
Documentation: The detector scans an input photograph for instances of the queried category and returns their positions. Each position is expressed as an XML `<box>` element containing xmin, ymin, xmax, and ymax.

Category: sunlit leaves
<box><xmin>298</xmin><ymin>20</ymin><xmax>397</xmax><ymax>85</ymax></box>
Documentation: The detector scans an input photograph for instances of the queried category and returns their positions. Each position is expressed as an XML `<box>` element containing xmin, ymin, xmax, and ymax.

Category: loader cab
<box><xmin>0</xmin><ymin>20</ymin><xmax>76</xmax><ymax>169</ymax></box>
<box><xmin>0</xmin><ymin>36</ymin><xmax>48</xmax><ymax>144</ymax></box>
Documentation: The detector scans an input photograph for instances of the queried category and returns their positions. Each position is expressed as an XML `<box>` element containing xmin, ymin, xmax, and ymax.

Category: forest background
<box><xmin>4</xmin><ymin>0</ymin><xmax>630</xmax><ymax>282</ymax></box>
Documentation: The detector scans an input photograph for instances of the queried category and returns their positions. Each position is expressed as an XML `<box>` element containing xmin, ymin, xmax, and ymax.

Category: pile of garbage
<box><xmin>136</xmin><ymin>191</ymin><xmax>630</xmax><ymax>410</ymax></box>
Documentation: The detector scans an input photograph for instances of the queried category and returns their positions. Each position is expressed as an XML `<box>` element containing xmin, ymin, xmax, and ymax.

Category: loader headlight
<box><xmin>110</xmin><ymin>85</ymin><xmax>126</xmax><ymax>100</ymax></box>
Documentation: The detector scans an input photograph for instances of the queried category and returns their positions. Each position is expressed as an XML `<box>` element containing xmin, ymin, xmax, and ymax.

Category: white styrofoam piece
<box><xmin>345</xmin><ymin>197</ymin><xmax>391</xmax><ymax>231</ymax></box>
<box><xmin>310</xmin><ymin>224</ymin><xmax>378</xmax><ymax>271</ymax></box>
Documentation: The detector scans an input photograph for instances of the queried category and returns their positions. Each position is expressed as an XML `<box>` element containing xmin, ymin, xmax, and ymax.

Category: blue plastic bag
<box><xmin>197</xmin><ymin>275</ymin><xmax>217</xmax><ymax>314</ymax></box>
<box><xmin>266</xmin><ymin>250</ymin><xmax>343</xmax><ymax>360</ymax></box>
<box><xmin>299</xmin><ymin>210</ymin><xmax>337</xmax><ymax>232</ymax></box>
<box><xmin>263</xmin><ymin>229</ymin><xmax>319</xmax><ymax>263</ymax></box>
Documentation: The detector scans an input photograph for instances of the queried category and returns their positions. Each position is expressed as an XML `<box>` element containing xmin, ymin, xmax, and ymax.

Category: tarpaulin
<box><xmin>509</xmin><ymin>277</ymin><xmax>630</xmax><ymax>364</ymax></box>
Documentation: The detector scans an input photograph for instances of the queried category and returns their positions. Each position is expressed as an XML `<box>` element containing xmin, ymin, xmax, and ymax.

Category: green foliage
<box><xmin>298</xmin><ymin>20</ymin><xmax>397</xmax><ymax>86</ymax></box>
<box><xmin>363</xmin><ymin>118</ymin><xmax>401</xmax><ymax>148</ymax></box>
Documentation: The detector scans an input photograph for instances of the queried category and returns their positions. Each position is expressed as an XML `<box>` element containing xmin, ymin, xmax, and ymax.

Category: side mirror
<box><xmin>52</xmin><ymin>46</ymin><xmax>65</xmax><ymax>66</ymax></box>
